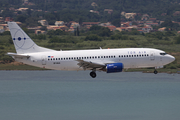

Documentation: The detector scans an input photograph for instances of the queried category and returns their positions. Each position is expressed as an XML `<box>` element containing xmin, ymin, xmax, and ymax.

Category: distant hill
<box><xmin>27</xmin><ymin>0</ymin><xmax>180</xmax><ymax>21</ymax></box>
<box><xmin>1</xmin><ymin>0</ymin><xmax>180</xmax><ymax>23</ymax></box>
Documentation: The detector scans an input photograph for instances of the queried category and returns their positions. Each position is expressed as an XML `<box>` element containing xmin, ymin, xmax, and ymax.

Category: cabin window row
<box><xmin>48</xmin><ymin>54</ymin><xmax>149</xmax><ymax>61</ymax></box>
<box><xmin>48</xmin><ymin>55</ymin><xmax>116</xmax><ymax>61</ymax></box>
<box><xmin>119</xmin><ymin>54</ymin><xmax>149</xmax><ymax>58</ymax></box>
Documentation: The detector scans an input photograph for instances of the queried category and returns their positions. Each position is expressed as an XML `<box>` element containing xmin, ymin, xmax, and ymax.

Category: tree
<box><xmin>15</xmin><ymin>15</ymin><xmax>27</xmax><ymax>23</ymax></box>
<box><xmin>25</xmin><ymin>17</ymin><xmax>38</xmax><ymax>27</ymax></box>
<box><xmin>112</xmin><ymin>19</ymin><xmax>121</xmax><ymax>27</ymax></box>
<box><xmin>175</xmin><ymin>35</ymin><xmax>180</xmax><ymax>44</ymax></box>
<box><xmin>89</xmin><ymin>25</ymin><xmax>102</xmax><ymax>31</ymax></box>
<box><xmin>110</xmin><ymin>34</ymin><xmax>122</xmax><ymax>40</ymax></box>
<box><xmin>26</xmin><ymin>9</ymin><xmax>32</xmax><ymax>16</ymax></box>
<box><xmin>40</xmin><ymin>26</ymin><xmax>47</xmax><ymax>31</ymax></box>
<box><xmin>98</xmin><ymin>27</ymin><xmax>111</xmax><ymax>37</ymax></box>
<box><xmin>160</xmin><ymin>20</ymin><xmax>180</xmax><ymax>31</ymax></box>
<box><xmin>77</xmin><ymin>27</ymin><xmax>80</xmax><ymax>36</ymax></box>
<box><xmin>129</xmin><ymin>29</ymin><xmax>140</xmax><ymax>35</ymax></box>
<box><xmin>47</xmin><ymin>29</ymin><xmax>66</xmax><ymax>35</ymax></box>
<box><xmin>85</xmin><ymin>34</ymin><xmax>102</xmax><ymax>41</ymax></box>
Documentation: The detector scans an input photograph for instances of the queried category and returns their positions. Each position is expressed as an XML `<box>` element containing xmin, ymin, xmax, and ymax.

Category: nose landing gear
<box><xmin>90</xmin><ymin>71</ymin><xmax>96</xmax><ymax>78</ymax></box>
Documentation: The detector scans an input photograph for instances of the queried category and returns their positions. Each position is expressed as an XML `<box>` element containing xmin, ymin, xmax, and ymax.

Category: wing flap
<box><xmin>76</xmin><ymin>60</ymin><xmax>105</xmax><ymax>70</ymax></box>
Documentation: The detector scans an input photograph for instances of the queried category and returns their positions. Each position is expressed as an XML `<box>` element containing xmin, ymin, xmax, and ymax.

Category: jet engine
<box><xmin>106</xmin><ymin>63</ymin><xmax>124</xmax><ymax>73</ymax></box>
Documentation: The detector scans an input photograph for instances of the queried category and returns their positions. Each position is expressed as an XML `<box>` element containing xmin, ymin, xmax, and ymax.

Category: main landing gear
<box><xmin>90</xmin><ymin>71</ymin><xmax>96</xmax><ymax>78</ymax></box>
<box><xmin>154</xmin><ymin>70</ymin><xmax>158</xmax><ymax>74</ymax></box>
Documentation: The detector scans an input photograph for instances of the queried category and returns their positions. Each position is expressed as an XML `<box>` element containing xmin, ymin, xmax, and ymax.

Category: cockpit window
<box><xmin>160</xmin><ymin>53</ymin><xmax>167</xmax><ymax>55</ymax></box>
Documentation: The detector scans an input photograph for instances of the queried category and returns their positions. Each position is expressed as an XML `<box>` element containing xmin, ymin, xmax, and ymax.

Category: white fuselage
<box><xmin>14</xmin><ymin>48</ymin><xmax>175</xmax><ymax>71</ymax></box>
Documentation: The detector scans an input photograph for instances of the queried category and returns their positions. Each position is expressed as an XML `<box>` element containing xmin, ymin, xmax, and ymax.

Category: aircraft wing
<box><xmin>6</xmin><ymin>52</ymin><xmax>30</xmax><ymax>58</ymax></box>
<box><xmin>76</xmin><ymin>60</ymin><xmax>105</xmax><ymax>70</ymax></box>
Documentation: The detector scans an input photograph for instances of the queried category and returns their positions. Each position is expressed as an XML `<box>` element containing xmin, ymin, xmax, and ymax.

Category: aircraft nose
<box><xmin>169</xmin><ymin>55</ymin><xmax>175</xmax><ymax>63</ymax></box>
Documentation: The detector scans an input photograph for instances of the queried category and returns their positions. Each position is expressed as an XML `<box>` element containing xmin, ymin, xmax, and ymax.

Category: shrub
<box><xmin>121</xmin><ymin>35</ymin><xmax>129</xmax><ymax>40</ymax></box>
<box><xmin>175</xmin><ymin>35</ymin><xmax>180</xmax><ymax>44</ymax></box>
<box><xmin>49</xmin><ymin>37</ymin><xmax>64</xmax><ymax>43</ymax></box>
<box><xmin>110</xmin><ymin>34</ymin><xmax>122</xmax><ymax>40</ymax></box>
<box><xmin>85</xmin><ymin>34</ymin><xmax>102</xmax><ymax>41</ymax></box>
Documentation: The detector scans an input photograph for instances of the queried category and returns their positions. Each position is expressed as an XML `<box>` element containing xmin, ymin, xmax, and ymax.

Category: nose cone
<box><xmin>169</xmin><ymin>55</ymin><xmax>175</xmax><ymax>63</ymax></box>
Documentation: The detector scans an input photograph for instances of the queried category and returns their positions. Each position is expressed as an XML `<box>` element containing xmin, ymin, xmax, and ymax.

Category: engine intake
<box><xmin>106</xmin><ymin>63</ymin><xmax>124</xmax><ymax>73</ymax></box>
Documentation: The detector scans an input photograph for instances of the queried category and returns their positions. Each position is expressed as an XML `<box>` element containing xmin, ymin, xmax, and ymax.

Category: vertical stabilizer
<box><xmin>8</xmin><ymin>22</ymin><xmax>55</xmax><ymax>54</ymax></box>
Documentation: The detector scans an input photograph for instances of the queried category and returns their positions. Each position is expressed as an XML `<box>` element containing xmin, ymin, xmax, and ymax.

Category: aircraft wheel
<box><xmin>154</xmin><ymin>70</ymin><xmax>158</xmax><ymax>74</ymax></box>
<box><xmin>90</xmin><ymin>71</ymin><xmax>96</xmax><ymax>78</ymax></box>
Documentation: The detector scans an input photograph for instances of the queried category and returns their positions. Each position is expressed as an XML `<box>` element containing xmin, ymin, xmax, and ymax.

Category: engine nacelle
<box><xmin>106</xmin><ymin>63</ymin><xmax>124</xmax><ymax>73</ymax></box>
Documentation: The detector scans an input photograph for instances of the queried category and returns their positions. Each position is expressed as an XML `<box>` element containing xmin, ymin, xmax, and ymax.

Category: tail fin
<box><xmin>8</xmin><ymin>22</ymin><xmax>55</xmax><ymax>54</ymax></box>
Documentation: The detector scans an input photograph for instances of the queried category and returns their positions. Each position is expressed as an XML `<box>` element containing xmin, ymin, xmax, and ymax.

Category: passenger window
<box><xmin>129</xmin><ymin>55</ymin><xmax>131</xmax><ymax>57</ymax></box>
<box><xmin>124</xmin><ymin>55</ymin><xmax>126</xmax><ymax>57</ymax></box>
<box><xmin>142</xmin><ymin>55</ymin><xmax>144</xmax><ymax>57</ymax></box>
<box><xmin>114</xmin><ymin>56</ymin><xmax>115</xmax><ymax>58</ymax></box>
<box><xmin>101</xmin><ymin>56</ymin><xmax>103</xmax><ymax>58</ymax></box>
<box><xmin>147</xmin><ymin>54</ymin><xmax>149</xmax><ymax>56</ymax></box>
<box><xmin>134</xmin><ymin>55</ymin><xmax>136</xmax><ymax>57</ymax></box>
<box><xmin>132</xmin><ymin>55</ymin><xmax>133</xmax><ymax>57</ymax></box>
<box><xmin>95</xmin><ymin>56</ymin><xmax>97</xmax><ymax>58</ymax></box>
<box><xmin>139</xmin><ymin>55</ymin><xmax>141</xmax><ymax>57</ymax></box>
<box><xmin>98</xmin><ymin>56</ymin><xmax>100</xmax><ymax>58</ymax></box>
<box><xmin>127</xmin><ymin>55</ymin><xmax>128</xmax><ymax>57</ymax></box>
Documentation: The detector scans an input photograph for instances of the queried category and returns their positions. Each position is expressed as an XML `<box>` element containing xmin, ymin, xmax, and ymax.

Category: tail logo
<box><xmin>12</xmin><ymin>28</ymin><xmax>34</xmax><ymax>50</ymax></box>
<box><xmin>13</xmin><ymin>37</ymin><xmax>26</xmax><ymax>41</ymax></box>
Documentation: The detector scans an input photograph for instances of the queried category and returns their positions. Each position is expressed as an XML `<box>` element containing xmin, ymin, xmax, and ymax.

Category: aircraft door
<box><xmin>150</xmin><ymin>52</ymin><xmax>155</xmax><ymax>61</ymax></box>
<box><xmin>41</xmin><ymin>56</ymin><xmax>46</xmax><ymax>65</ymax></box>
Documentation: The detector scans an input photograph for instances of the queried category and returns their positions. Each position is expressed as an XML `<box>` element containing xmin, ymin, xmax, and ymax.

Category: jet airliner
<box><xmin>7</xmin><ymin>22</ymin><xmax>175</xmax><ymax>78</ymax></box>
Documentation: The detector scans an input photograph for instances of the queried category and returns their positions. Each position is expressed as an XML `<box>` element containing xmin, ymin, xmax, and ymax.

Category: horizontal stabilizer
<box><xmin>6</xmin><ymin>52</ymin><xmax>30</xmax><ymax>58</ymax></box>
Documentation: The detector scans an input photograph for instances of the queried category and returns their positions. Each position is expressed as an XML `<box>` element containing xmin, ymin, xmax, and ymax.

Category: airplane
<box><xmin>7</xmin><ymin>22</ymin><xmax>175</xmax><ymax>78</ymax></box>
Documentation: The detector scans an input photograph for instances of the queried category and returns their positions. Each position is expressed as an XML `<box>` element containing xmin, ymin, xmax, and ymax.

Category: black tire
<box><xmin>154</xmin><ymin>70</ymin><xmax>158</xmax><ymax>74</ymax></box>
<box><xmin>90</xmin><ymin>72</ymin><xmax>96</xmax><ymax>78</ymax></box>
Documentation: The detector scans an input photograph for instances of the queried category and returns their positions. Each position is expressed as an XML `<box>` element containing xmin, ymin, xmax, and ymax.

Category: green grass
<box><xmin>0</xmin><ymin>64</ymin><xmax>48</xmax><ymax>70</ymax></box>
